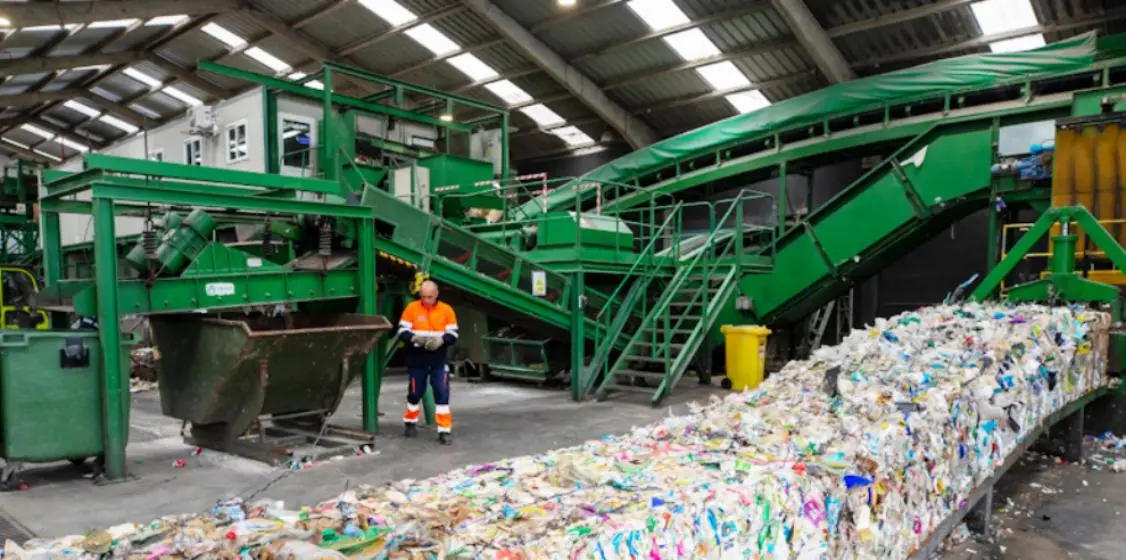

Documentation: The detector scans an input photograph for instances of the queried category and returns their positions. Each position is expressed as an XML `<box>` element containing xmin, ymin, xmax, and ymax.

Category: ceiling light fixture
<box><xmin>558</xmin><ymin>0</ymin><xmax>577</xmax><ymax>7</ymax></box>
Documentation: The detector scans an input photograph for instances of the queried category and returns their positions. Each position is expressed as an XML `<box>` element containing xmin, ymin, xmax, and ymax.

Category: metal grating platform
<box><xmin>0</xmin><ymin>507</ymin><xmax>33</xmax><ymax>544</ymax></box>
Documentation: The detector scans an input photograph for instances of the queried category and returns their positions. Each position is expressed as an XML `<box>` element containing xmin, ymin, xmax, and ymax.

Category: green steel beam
<box><xmin>68</xmin><ymin>269</ymin><xmax>361</xmax><ymax>316</ymax></box>
<box><xmin>82</xmin><ymin>154</ymin><xmax>343</xmax><ymax>196</ymax></box>
<box><xmin>198</xmin><ymin>61</ymin><xmax>474</xmax><ymax>133</ymax></box>
<box><xmin>970</xmin><ymin>208</ymin><xmax>1060</xmax><ymax>301</ymax></box>
<box><xmin>87</xmin><ymin>183</ymin><xmax>371</xmax><ymax>219</ymax></box>
<box><xmin>322</xmin><ymin>61</ymin><xmax>508</xmax><ymax>116</ymax></box>
<box><xmin>93</xmin><ymin>197</ymin><xmax>127</xmax><ymax>481</ymax></box>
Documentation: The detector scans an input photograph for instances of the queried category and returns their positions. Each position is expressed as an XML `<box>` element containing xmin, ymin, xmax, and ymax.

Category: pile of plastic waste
<box><xmin>8</xmin><ymin>303</ymin><xmax>1110</xmax><ymax>559</ymax></box>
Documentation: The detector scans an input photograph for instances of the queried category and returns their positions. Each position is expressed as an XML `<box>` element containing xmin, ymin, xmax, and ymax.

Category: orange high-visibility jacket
<box><xmin>397</xmin><ymin>300</ymin><xmax>458</xmax><ymax>367</ymax></box>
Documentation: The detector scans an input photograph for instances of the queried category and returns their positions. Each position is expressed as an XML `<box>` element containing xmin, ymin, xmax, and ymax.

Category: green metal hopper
<box><xmin>149</xmin><ymin>313</ymin><xmax>391</xmax><ymax>462</ymax></box>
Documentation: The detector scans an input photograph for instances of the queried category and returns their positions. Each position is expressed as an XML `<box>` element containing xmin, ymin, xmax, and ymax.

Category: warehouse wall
<box><xmin>518</xmin><ymin>145</ymin><xmax>632</xmax><ymax>179</ymax></box>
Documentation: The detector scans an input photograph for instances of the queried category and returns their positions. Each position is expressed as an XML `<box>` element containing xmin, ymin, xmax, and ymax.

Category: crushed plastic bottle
<box><xmin>10</xmin><ymin>303</ymin><xmax>1110</xmax><ymax>559</ymax></box>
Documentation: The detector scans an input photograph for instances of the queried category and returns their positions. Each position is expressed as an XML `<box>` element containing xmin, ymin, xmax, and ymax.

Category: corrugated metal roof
<box><xmin>537</xmin><ymin>6</ymin><xmax>651</xmax><ymax>58</ymax></box>
<box><xmin>0</xmin><ymin>0</ymin><xmax>1124</xmax><ymax>162</ymax></box>
<box><xmin>261</xmin><ymin>0</ymin><xmax>341</xmax><ymax>22</ymax></box>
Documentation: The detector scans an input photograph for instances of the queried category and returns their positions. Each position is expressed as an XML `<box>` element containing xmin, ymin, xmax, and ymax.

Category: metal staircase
<box><xmin>593</xmin><ymin>193</ymin><xmax>751</xmax><ymax>405</ymax></box>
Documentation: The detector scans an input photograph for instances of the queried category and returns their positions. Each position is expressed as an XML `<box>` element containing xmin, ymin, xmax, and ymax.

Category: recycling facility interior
<box><xmin>5</xmin><ymin>0</ymin><xmax>1126</xmax><ymax>557</ymax></box>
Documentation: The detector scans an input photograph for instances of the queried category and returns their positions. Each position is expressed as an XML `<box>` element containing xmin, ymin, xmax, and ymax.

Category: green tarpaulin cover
<box><xmin>514</xmin><ymin>32</ymin><xmax>1100</xmax><ymax>220</ymax></box>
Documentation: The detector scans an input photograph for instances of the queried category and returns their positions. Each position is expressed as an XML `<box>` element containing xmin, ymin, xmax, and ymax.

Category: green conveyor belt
<box><xmin>512</xmin><ymin>32</ymin><xmax>1102</xmax><ymax>221</ymax></box>
<box><xmin>360</xmin><ymin>184</ymin><xmax>622</xmax><ymax>345</ymax></box>
<box><xmin>504</xmin><ymin>32</ymin><xmax>1126</xmax><ymax>332</ymax></box>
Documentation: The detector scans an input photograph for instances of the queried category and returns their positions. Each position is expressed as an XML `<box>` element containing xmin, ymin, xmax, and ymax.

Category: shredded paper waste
<box><xmin>6</xmin><ymin>303</ymin><xmax>1111</xmax><ymax>559</ymax></box>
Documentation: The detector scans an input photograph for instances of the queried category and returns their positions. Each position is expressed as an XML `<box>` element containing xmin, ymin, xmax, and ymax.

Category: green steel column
<box><xmin>570</xmin><ymin>271</ymin><xmax>585</xmax><ymax>401</ymax></box>
<box><xmin>778</xmin><ymin>162</ymin><xmax>788</xmax><ymax>237</ymax></box>
<box><xmin>94</xmin><ymin>197</ymin><xmax>126</xmax><ymax>480</ymax></box>
<box><xmin>322</xmin><ymin>67</ymin><xmax>334</xmax><ymax>181</ymax></box>
<box><xmin>358</xmin><ymin>218</ymin><xmax>380</xmax><ymax>432</ymax></box>
<box><xmin>263</xmin><ymin>89</ymin><xmax>279</xmax><ymax>174</ymax></box>
<box><xmin>1050</xmin><ymin>219</ymin><xmax>1078</xmax><ymax>275</ymax></box>
<box><xmin>43</xmin><ymin>210</ymin><xmax>62</xmax><ymax>285</ymax></box>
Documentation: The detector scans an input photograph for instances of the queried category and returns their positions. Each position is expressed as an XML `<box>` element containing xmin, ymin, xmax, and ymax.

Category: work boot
<box><xmin>438</xmin><ymin>432</ymin><xmax>452</xmax><ymax>445</ymax></box>
<box><xmin>404</xmin><ymin>423</ymin><xmax>417</xmax><ymax>438</ymax></box>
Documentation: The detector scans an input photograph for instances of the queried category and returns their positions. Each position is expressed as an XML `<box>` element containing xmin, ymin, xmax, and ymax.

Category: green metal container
<box><xmin>0</xmin><ymin>330</ymin><xmax>133</xmax><ymax>463</ymax></box>
<box><xmin>417</xmin><ymin>154</ymin><xmax>499</xmax><ymax>218</ymax></box>
<box><xmin>150</xmin><ymin>313</ymin><xmax>391</xmax><ymax>440</ymax></box>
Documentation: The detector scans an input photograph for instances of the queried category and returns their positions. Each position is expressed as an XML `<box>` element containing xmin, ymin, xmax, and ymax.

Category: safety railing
<box><xmin>431</xmin><ymin>175</ymin><xmax>675</xmax><ymax>254</ymax></box>
<box><xmin>579</xmin><ymin>203</ymin><xmax>683</xmax><ymax>395</ymax></box>
<box><xmin>1000</xmin><ymin>216</ymin><xmax>1126</xmax><ymax>290</ymax></box>
<box><xmin>594</xmin><ymin>190</ymin><xmax>765</xmax><ymax>402</ymax></box>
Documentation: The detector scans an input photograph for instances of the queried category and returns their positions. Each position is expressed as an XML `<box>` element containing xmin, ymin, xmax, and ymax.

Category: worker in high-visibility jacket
<box><xmin>397</xmin><ymin>280</ymin><xmax>457</xmax><ymax>445</ymax></box>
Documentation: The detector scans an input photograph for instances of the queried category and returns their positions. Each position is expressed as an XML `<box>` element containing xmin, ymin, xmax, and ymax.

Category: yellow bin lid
<box><xmin>720</xmin><ymin>325</ymin><xmax>772</xmax><ymax>335</ymax></box>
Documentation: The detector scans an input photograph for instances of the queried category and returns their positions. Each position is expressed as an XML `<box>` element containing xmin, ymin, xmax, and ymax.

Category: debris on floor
<box><xmin>1085</xmin><ymin>432</ymin><xmax>1126</xmax><ymax>472</ymax></box>
<box><xmin>10</xmin><ymin>303</ymin><xmax>1110</xmax><ymax>558</ymax></box>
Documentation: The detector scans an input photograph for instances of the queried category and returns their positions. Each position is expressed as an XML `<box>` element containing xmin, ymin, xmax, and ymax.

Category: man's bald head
<box><xmin>419</xmin><ymin>280</ymin><xmax>439</xmax><ymax>306</ymax></box>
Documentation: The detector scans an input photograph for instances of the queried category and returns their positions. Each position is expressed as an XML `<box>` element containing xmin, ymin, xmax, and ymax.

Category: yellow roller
<box><xmin>1116</xmin><ymin>125</ymin><xmax>1126</xmax><ymax>247</ymax></box>
<box><xmin>1074</xmin><ymin>127</ymin><xmax>1100</xmax><ymax>249</ymax></box>
<box><xmin>1052</xmin><ymin>127</ymin><xmax>1077</xmax><ymax>239</ymax></box>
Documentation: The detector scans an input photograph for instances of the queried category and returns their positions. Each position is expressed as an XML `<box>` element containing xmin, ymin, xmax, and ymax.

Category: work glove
<box><xmin>410</xmin><ymin>334</ymin><xmax>424</xmax><ymax>346</ymax></box>
<box><xmin>423</xmin><ymin>337</ymin><xmax>444</xmax><ymax>351</ymax></box>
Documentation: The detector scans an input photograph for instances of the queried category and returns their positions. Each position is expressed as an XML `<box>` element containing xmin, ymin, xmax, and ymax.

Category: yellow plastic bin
<box><xmin>720</xmin><ymin>325</ymin><xmax>771</xmax><ymax>391</ymax></box>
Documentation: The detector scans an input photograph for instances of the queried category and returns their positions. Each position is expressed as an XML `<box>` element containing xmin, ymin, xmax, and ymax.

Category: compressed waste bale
<box><xmin>11</xmin><ymin>303</ymin><xmax>1110</xmax><ymax>559</ymax></box>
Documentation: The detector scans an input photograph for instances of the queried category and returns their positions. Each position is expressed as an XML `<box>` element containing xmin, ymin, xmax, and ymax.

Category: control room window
<box><xmin>225</xmin><ymin>120</ymin><xmax>248</xmax><ymax>163</ymax></box>
<box><xmin>281</xmin><ymin>117</ymin><xmax>314</xmax><ymax>171</ymax></box>
<box><xmin>147</xmin><ymin>149</ymin><xmax>164</xmax><ymax>162</ymax></box>
<box><xmin>183</xmin><ymin>136</ymin><xmax>202</xmax><ymax>166</ymax></box>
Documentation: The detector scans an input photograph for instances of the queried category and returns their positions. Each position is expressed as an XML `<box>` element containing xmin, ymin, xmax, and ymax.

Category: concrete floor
<box><xmin>4</xmin><ymin>374</ymin><xmax>1126</xmax><ymax>559</ymax></box>
<box><xmin>1</xmin><ymin>373</ymin><xmax>721</xmax><ymax>539</ymax></box>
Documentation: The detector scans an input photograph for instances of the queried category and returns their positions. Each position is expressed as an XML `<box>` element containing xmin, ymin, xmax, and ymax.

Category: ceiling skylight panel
<box><xmin>696</xmin><ymin>61</ymin><xmax>750</xmax><ymax>90</ymax></box>
<box><xmin>405</xmin><ymin>24</ymin><xmax>460</xmax><ymax>56</ymax></box>
<box><xmin>34</xmin><ymin>149</ymin><xmax>63</xmax><ymax>162</ymax></box>
<box><xmin>245</xmin><ymin>47</ymin><xmax>292</xmax><ymax>73</ymax></box>
<box><xmin>21</xmin><ymin>24</ymin><xmax>81</xmax><ymax>32</ymax></box>
<box><xmin>163</xmin><ymin>86</ymin><xmax>203</xmax><ymax>107</ymax></box>
<box><xmin>22</xmin><ymin>124</ymin><xmax>91</xmax><ymax>153</ymax></box>
<box><xmin>123</xmin><ymin>67</ymin><xmax>163</xmax><ymax>89</ymax></box>
<box><xmin>485</xmin><ymin>80</ymin><xmax>534</xmax><ymax>105</ymax></box>
<box><xmin>663</xmin><ymin>28</ymin><xmax>721</xmax><ymax>61</ymax></box>
<box><xmin>726</xmin><ymin>91</ymin><xmax>771</xmax><ymax>114</ymax></box>
<box><xmin>358</xmin><ymin>0</ymin><xmax>418</xmax><ymax>26</ymax></box>
<box><xmin>626</xmin><ymin>0</ymin><xmax>690</xmax><ymax>31</ymax></box>
<box><xmin>1</xmin><ymin>138</ymin><xmax>30</xmax><ymax>150</ymax></box>
<box><xmin>520</xmin><ymin>104</ymin><xmax>566</xmax><ymax>128</ymax></box>
<box><xmin>87</xmin><ymin>19</ymin><xmax>136</xmax><ymax>29</ymax></box>
<box><xmin>129</xmin><ymin>104</ymin><xmax>161</xmax><ymax>120</ymax></box>
<box><xmin>989</xmin><ymin>33</ymin><xmax>1046</xmax><ymax>53</ymax></box>
<box><xmin>98</xmin><ymin>114</ymin><xmax>140</xmax><ymax>134</ymax></box>
<box><xmin>551</xmin><ymin>126</ymin><xmax>595</xmax><ymax>147</ymax></box>
<box><xmin>305</xmin><ymin>80</ymin><xmax>325</xmax><ymax>90</ymax></box>
<box><xmin>63</xmin><ymin>101</ymin><xmax>100</xmax><ymax>118</ymax></box>
<box><xmin>970</xmin><ymin>0</ymin><xmax>1038</xmax><ymax>36</ymax></box>
<box><xmin>147</xmin><ymin>15</ymin><xmax>190</xmax><ymax>26</ymax></box>
<box><xmin>447</xmin><ymin>53</ymin><xmax>498</xmax><ymax>82</ymax></box>
<box><xmin>20</xmin><ymin>124</ymin><xmax>56</xmax><ymax>140</ymax></box>
<box><xmin>88</xmin><ymin>19</ymin><xmax>138</xmax><ymax>29</ymax></box>
<box><xmin>201</xmin><ymin>23</ymin><xmax>247</xmax><ymax>49</ymax></box>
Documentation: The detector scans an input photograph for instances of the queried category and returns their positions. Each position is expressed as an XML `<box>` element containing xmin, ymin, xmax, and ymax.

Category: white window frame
<box><xmin>224</xmin><ymin>119</ymin><xmax>249</xmax><ymax>164</ymax></box>
<box><xmin>183</xmin><ymin>136</ymin><xmax>203</xmax><ymax>166</ymax></box>
<box><xmin>147</xmin><ymin>148</ymin><xmax>164</xmax><ymax>162</ymax></box>
<box><xmin>278</xmin><ymin>113</ymin><xmax>317</xmax><ymax>177</ymax></box>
